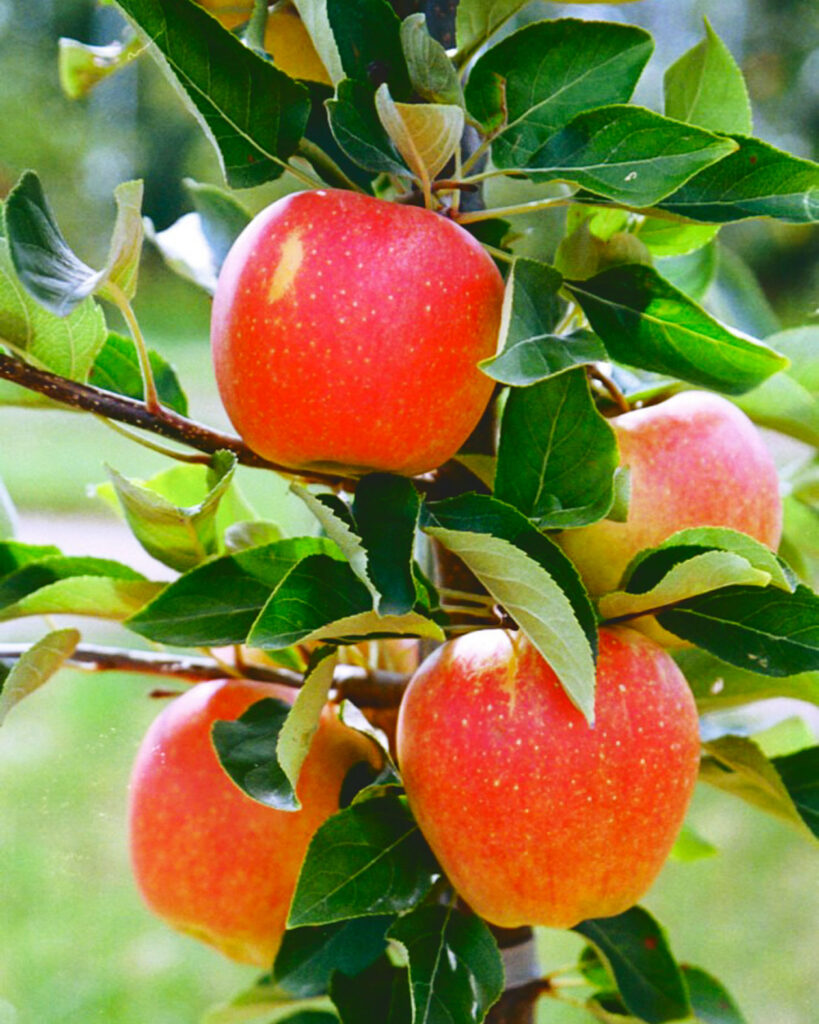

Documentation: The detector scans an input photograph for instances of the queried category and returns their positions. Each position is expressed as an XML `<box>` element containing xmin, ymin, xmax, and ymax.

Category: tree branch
<box><xmin>0</xmin><ymin>352</ymin><xmax>350</xmax><ymax>485</ymax></box>
<box><xmin>0</xmin><ymin>642</ymin><xmax>410</xmax><ymax>708</ymax></box>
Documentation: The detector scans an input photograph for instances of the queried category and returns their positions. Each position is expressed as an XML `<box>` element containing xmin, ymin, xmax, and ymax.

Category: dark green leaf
<box><xmin>659</xmin><ymin>135</ymin><xmax>819</xmax><ymax>224</ymax></box>
<box><xmin>4</xmin><ymin>171</ymin><xmax>102</xmax><ymax>315</ymax></box>
<box><xmin>422</xmin><ymin>493</ymin><xmax>597</xmax><ymax>720</ymax></box>
<box><xmin>184</xmin><ymin>178</ymin><xmax>251</xmax><ymax>272</ymax></box>
<box><xmin>127</xmin><ymin>537</ymin><xmax>338</xmax><ymax>645</ymax></box>
<box><xmin>480</xmin><ymin>259</ymin><xmax>608</xmax><ymax>386</ymax></box>
<box><xmin>495</xmin><ymin>367</ymin><xmax>618</xmax><ymax>528</ymax></box>
<box><xmin>574</xmin><ymin>907</ymin><xmax>691</xmax><ymax>1023</ymax></box>
<box><xmin>352</xmin><ymin>474</ymin><xmax>421</xmax><ymax>616</ymax></box>
<box><xmin>0</xmin><ymin>541</ymin><xmax>62</xmax><ymax>576</ymax></box>
<box><xmin>0</xmin><ymin>553</ymin><xmax>145</xmax><ymax>613</ymax></box>
<box><xmin>116</xmin><ymin>0</ymin><xmax>310</xmax><ymax>188</ymax></box>
<box><xmin>466</xmin><ymin>20</ymin><xmax>652</xmax><ymax>166</ymax></box>
<box><xmin>657</xmin><ymin>584</ymin><xmax>819</xmax><ymax>676</ymax></box>
<box><xmin>331</xmin><ymin>957</ymin><xmax>411</xmax><ymax>1024</ymax></box>
<box><xmin>664</xmin><ymin>19</ymin><xmax>752</xmax><ymax>135</ymax></box>
<box><xmin>518</xmin><ymin>105</ymin><xmax>736</xmax><ymax>207</ymax></box>
<box><xmin>288</xmin><ymin>794</ymin><xmax>439</xmax><ymax>927</ymax></box>
<box><xmin>683</xmin><ymin>965</ymin><xmax>748</xmax><ymax>1024</ymax></box>
<box><xmin>89</xmin><ymin>332</ymin><xmax>188</xmax><ymax>415</ymax></box>
<box><xmin>400</xmin><ymin>13</ymin><xmax>463</xmax><ymax>106</ymax></box>
<box><xmin>212</xmin><ymin>696</ymin><xmax>295</xmax><ymax>810</ymax></box>
<box><xmin>388</xmin><ymin>904</ymin><xmax>504</xmax><ymax>1024</ymax></box>
<box><xmin>567</xmin><ymin>264</ymin><xmax>787</xmax><ymax>394</ymax></box>
<box><xmin>771</xmin><ymin>745</ymin><xmax>819</xmax><ymax>839</ymax></box>
<box><xmin>327</xmin><ymin>79</ymin><xmax>409</xmax><ymax>176</ymax></box>
<box><xmin>274</xmin><ymin>917</ymin><xmax>392</xmax><ymax>998</ymax></box>
<box><xmin>328</xmin><ymin>0</ymin><xmax>411</xmax><ymax>100</ymax></box>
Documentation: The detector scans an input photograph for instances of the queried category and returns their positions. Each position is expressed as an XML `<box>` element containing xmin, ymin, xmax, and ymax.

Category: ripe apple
<box><xmin>558</xmin><ymin>390</ymin><xmax>782</xmax><ymax>595</ymax></box>
<box><xmin>211</xmin><ymin>189</ymin><xmax>504</xmax><ymax>476</ymax></box>
<box><xmin>396</xmin><ymin>627</ymin><xmax>701</xmax><ymax>929</ymax></box>
<box><xmin>129</xmin><ymin>678</ymin><xmax>378</xmax><ymax>966</ymax></box>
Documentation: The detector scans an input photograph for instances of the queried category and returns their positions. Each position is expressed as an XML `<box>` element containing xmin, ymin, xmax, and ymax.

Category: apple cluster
<box><xmin>129</xmin><ymin>190</ymin><xmax>783</xmax><ymax>966</ymax></box>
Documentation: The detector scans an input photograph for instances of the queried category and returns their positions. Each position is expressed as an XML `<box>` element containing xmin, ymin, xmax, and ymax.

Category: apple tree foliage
<box><xmin>0</xmin><ymin>1</ymin><xmax>817</xmax><ymax>1022</ymax></box>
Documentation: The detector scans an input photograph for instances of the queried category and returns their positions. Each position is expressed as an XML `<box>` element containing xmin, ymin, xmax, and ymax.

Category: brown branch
<box><xmin>586</xmin><ymin>365</ymin><xmax>630</xmax><ymax>415</ymax></box>
<box><xmin>0</xmin><ymin>353</ymin><xmax>348</xmax><ymax>486</ymax></box>
<box><xmin>0</xmin><ymin>642</ymin><xmax>410</xmax><ymax>708</ymax></box>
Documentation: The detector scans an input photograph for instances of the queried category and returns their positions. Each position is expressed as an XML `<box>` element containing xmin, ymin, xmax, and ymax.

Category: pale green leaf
<box><xmin>374</xmin><ymin>85</ymin><xmax>464</xmax><ymax>186</ymax></box>
<box><xmin>0</xmin><ymin>628</ymin><xmax>79</xmax><ymax>725</ymax></box>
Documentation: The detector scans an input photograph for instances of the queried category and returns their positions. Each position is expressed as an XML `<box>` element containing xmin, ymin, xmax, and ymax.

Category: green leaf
<box><xmin>4</xmin><ymin>170</ymin><xmax>102</xmax><ymax>315</ymax></box>
<box><xmin>669</xmin><ymin>824</ymin><xmax>718</xmax><ymax>863</ymax></box>
<box><xmin>327</xmin><ymin>79</ymin><xmax>409</xmax><ymax>176</ymax></box>
<box><xmin>682</xmin><ymin>965</ymin><xmax>748</xmax><ymax>1024</ymax></box>
<box><xmin>495</xmin><ymin>367</ymin><xmax>619</xmax><ymax>528</ymax></box>
<box><xmin>567</xmin><ymin>264</ymin><xmax>788</xmax><ymax>395</ymax></box>
<box><xmin>656</xmin><ymin>242</ymin><xmax>718</xmax><ymax>302</ymax></box>
<box><xmin>517</xmin><ymin>105</ymin><xmax>736</xmax><ymax>207</ymax></box>
<box><xmin>276</xmin><ymin>649</ymin><xmax>338</xmax><ymax>810</ymax></box>
<box><xmin>224</xmin><ymin>520</ymin><xmax>284</xmax><ymax>553</ymax></box>
<box><xmin>771</xmin><ymin>746</ymin><xmax>819</xmax><ymax>839</ymax></box>
<box><xmin>400</xmin><ymin>14</ymin><xmax>463</xmax><ymax>107</ymax></box>
<box><xmin>388</xmin><ymin>904</ymin><xmax>504</xmax><ymax>1024</ymax></box>
<box><xmin>0</xmin><ymin>628</ymin><xmax>79</xmax><ymax>725</ymax></box>
<box><xmin>184</xmin><ymin>178</ymin><xmax>252</xmax><ymax>272</ymax></box>
<box><xmin>657</xmin><ymin>584</ymin><xmax>819</xmax><ymax>677</ymax></box>
<box><xmin>330</xmin><ymin>956</ymin><xmax>411</xmax><ymax>1024</ymax></box>
<box><xmin>89</xmin><ymin>331</ymin><xmax>188</xmax><ymax>415</ymax></box>
<box><xmin>638</xmin><ymin>218</ymin><xmax>719</xmax><ymax>258</ymax></box>
<box><xmin>479</xmin><ymin>258</ymin><xmax>608</xmax><ymax>387</ymax></box>
<box><xmin>0</xmin><ymin>240</ymin><xmax>107</xmax><ymax>384</ymax></box>
<box><xmin>249</xmin><ymin>554</ymin><xmax>442</xmax><ymax>650</ymax></box>
<box><xmin>327</xmin><ymin>0</ymin><xmax>411</xmax><ymax>100</ymax></box>
<box><xmin>58</xmin><ymin>34</ymin><xmax>143</xmax><ymax>100</ymax></box>
<box><xmin>701</xmin><ymin>735</ymin><xmax>816</xmax><ymax>839</ymax></box>
<box><xmin>212</xmin><ymin>696</ymin><xmax>299</xmax><ymax>811</ymax></box>
<box><xmin>127</xmin><ymin>537</ymin><xmax>338</xmax><ymax>646</ymax></box>
<box><xmin>104</xmin><ymin>451</ymin><xmax>238</xmax><ymax>571</ymax></box>
<box><xmin>659</xmin><ymin>135</ymin><xmax>819</xmax><ymax>224</ymax></box>
<box><xmin>664</xmin><ymin>19</ymin><xmax>752</xmax><ymax>135</ymax></box>
<box><xmin>287</xmin><ymin>794</ymin><xmax>439</xmax><ymax>927</ymax></box>
<box><xmin>374</xmin><ymin>85</ymin><xmax>464</xmax><ymax>187</ymax></box>
<box><xmin>203</xmin><ymin>980</ymin><xmax>337</xmax><ymax>1024</ymax></box>
<box><xmin>675</xmin><ymin>648</ymin><xmax>819</xmax><ymax>711</ymax></box>
<box><xmin>466</xmin><ymin>20</ymin><xmax>652</xmax><ymax>164</ymax></box>
<box><xmin>292</xmin><ymin>0</ymin><xmax>344</xmax><ymax>85</ymax></box>
<box><xmin>0</xmin><ymin>575</ymin><xmax>161</xmax><ymax>622</ymax></box>
<box><xmin>115</xmin><ymin>0</ymin><xmax>310</xmax><ymax>188</ymax></box>
<box><xmin>574</xmin><ymin>906</ymin><xmax>691</xmax><ymax>1024</ymax></box>
<box><xmin>599</xmin><ymin>551</ymin><xmax>772</xmax><ymax>623</ymax></box>
<box><xmin>423</xmin><ymin>494</ymin><xmax>597</xmax><ymax>721</ymax></box>
<box><xmin>0</xmin><ymin>551</ymin><xmax>145</xmax><ymax>611</ymax></box>
<box><xmin>95</xmin><ymin>179</ymin><xmax>145</xmax><ymax>304</ymax></box>
<box><xmin>455</xmin><ymin>0</ymin><xmax>529</xmax><ymax>59</ymax></box>
<box><xmin>274</xmin><ymin>917</ymin><xmax>392</xmax><ymax>998</ymax></box>
<box><xmin>734</xmin><ymin>326</ymin><xmax>819</xmax><ymax>447</ymax></box>
<box><xmin>623</xmin><ymin>528</ymin><xmax>796</xmax><ymax>594</ymax></box>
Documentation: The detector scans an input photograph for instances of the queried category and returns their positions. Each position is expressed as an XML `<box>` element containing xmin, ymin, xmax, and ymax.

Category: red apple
<box><xmin>396</xmin><ymin>627</ymin><xmax>700</xmax><ymax>929</ymax></box>
<box><xmin>211</xmin><ymin>189</ymin><xmax>504</xmax><ymax>476</ymax></box>
<box><xmin>129</xmin><ymin>678</ymin><xmax>377</xmax><ymax>966</ymax></box>
<box><xmin>558</xmin><ymin>390</ymin><xmax>782</xmax><ymax>595</ymax></box>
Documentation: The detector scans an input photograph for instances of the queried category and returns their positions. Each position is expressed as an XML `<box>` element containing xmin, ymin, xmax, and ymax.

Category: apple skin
<box><xmin>396</xmin><ymin>627</ymin><xmax>700</xmax><ymax>929</ymax></box>
<box><xmin>211</xmin><ymin>189</ymin><xmax>504</xmax><ymax>476</ymax></box>
<box><xmin>129</xmin><ymin>679</ymin><xmax>377</xmax><ymax>966</ymax></box>
<box><xmin>558</xmin><ymin>391</ymin><xmax>782</xmax><ymax>596</ymax></box>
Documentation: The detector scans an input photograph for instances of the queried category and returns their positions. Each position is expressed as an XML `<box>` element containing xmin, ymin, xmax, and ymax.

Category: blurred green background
<box><xmin>0</xmin><ymin>1</ymin><xmax>817</xmax><ymax>1022</ymax></box>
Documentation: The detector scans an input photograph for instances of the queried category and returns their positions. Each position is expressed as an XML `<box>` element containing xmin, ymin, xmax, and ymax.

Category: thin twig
<box><xmin>0</xmin><ymin>642</ymin><xmax>411</xmax><ymax>708</ymax></box>
<box><xmin>0</xmin><ymin>352</ymin><xmax>350</xmax><ymax>485</ymax></box>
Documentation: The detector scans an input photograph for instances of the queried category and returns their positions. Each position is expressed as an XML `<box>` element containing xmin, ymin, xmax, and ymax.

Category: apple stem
<box><xmin>587</xmin><ymin>365</ymin><xmax>631</xmax><ymax>415</ymax></box>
